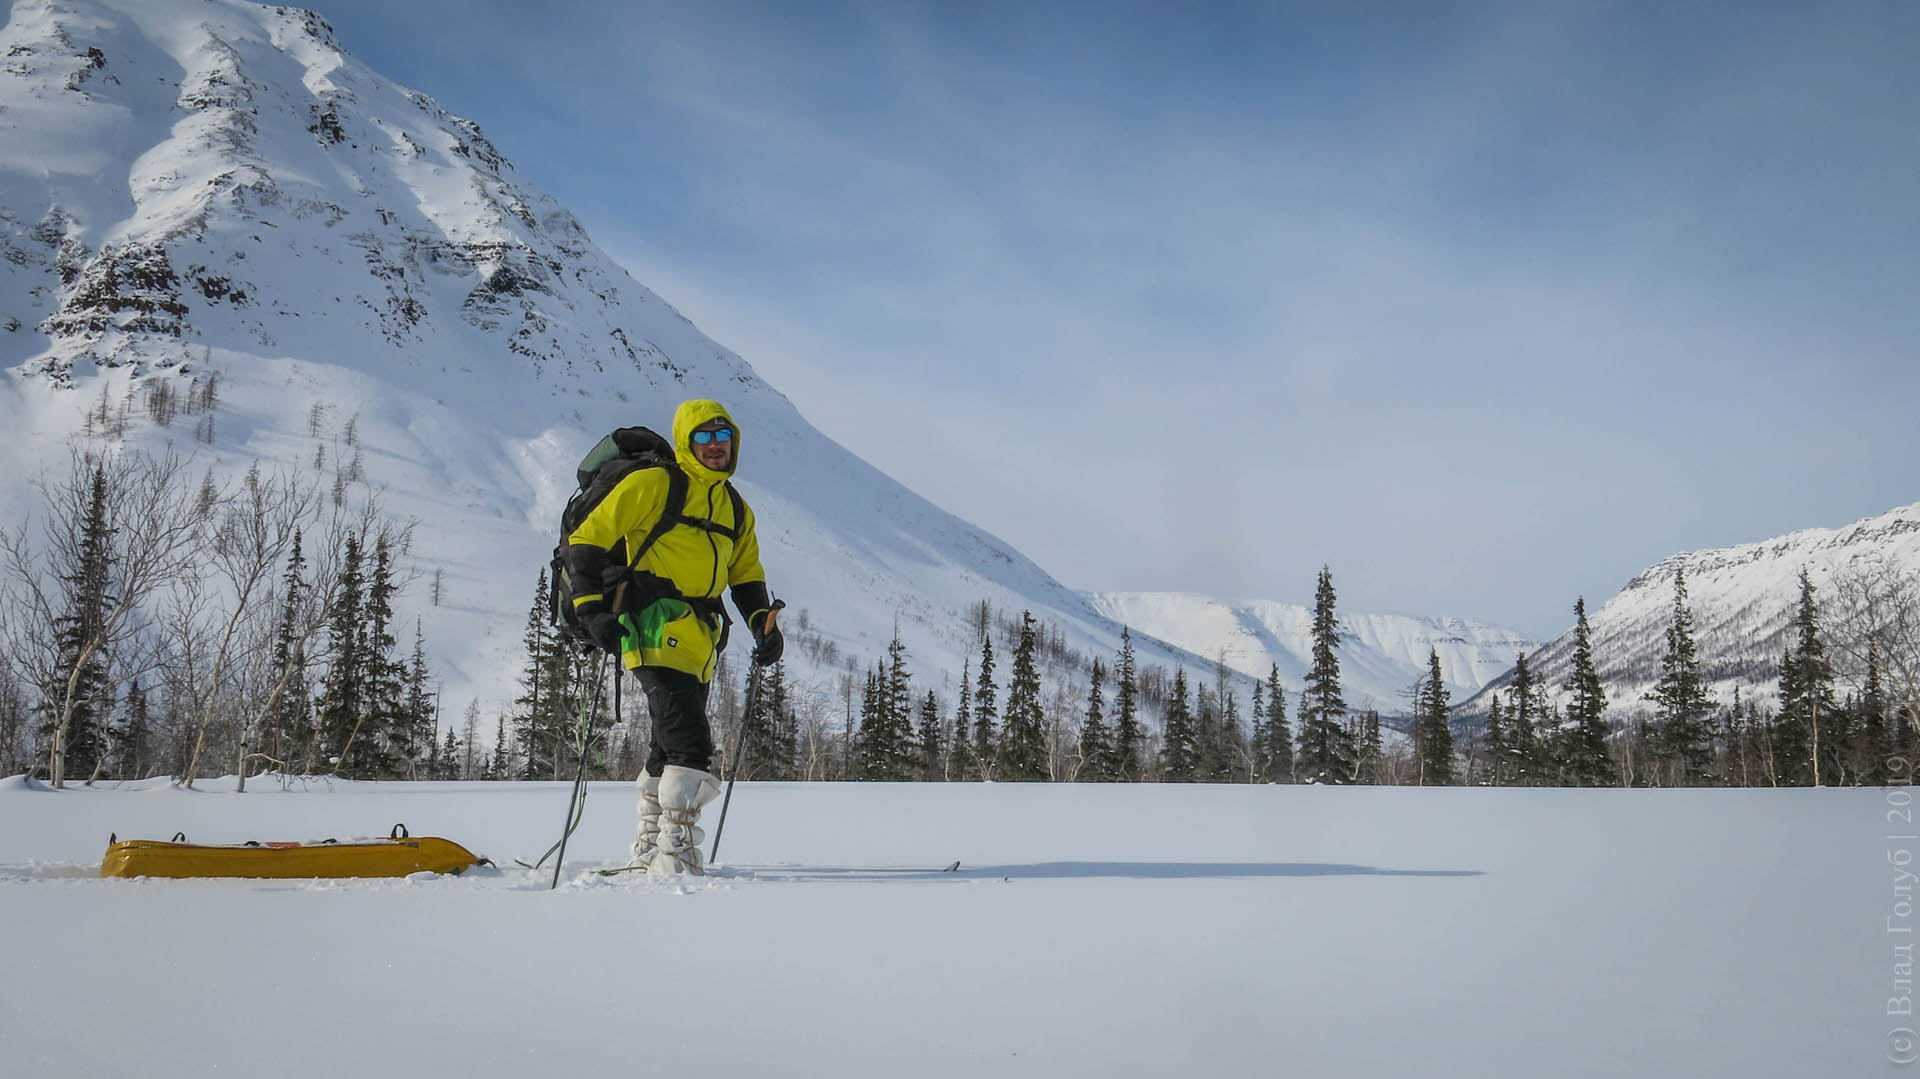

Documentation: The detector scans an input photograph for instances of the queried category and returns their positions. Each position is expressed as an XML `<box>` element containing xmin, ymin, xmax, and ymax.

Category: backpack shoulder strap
<box><xmin>627</xmin><ymin>464</ymin><xmax>690</xmax><ymax>567</ymax></box>
<box><xmin>726</xmin><ymin>482</ymin><xmax>747</xmax><ymax>540</ymax></box>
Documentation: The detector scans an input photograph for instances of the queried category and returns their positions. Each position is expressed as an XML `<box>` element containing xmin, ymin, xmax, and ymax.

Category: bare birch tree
<box><xmin>167</xmin><ymin>464</ymin><xmax>328</xmax><ymax>787</ymax></box>
<box><xmin>1</xmin><ymin>446</ymin><xmax>208</xmax><ymax>787</ymax></box>
<box><xmin>1829</xmin><ymin>555</ymin><xmax>1920</xmax><ymax>738</ymax></box>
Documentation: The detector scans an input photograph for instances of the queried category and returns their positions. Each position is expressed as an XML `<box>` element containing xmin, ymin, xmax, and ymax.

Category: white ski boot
<box><xmin>649</xmin><ymin>765</ymin><xmax>721</xmax><ymax>877</ymax></box>
<box><xmin>625</xmin><ymin>772</ymin><xmax>663</xmax><ymax>871</ymax></box>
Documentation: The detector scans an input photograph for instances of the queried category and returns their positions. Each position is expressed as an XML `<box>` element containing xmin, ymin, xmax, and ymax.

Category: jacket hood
<box><xmin>672</xmin><ymin>398</ymin><xmax>738</xmax><ymax>482</ymax></box>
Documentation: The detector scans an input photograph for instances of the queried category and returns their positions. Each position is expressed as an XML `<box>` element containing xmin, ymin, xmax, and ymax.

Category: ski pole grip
<box><xmin>765</xmin><ymin>598</ymin><xmax>786</xmax><ymax>633</ymax></box>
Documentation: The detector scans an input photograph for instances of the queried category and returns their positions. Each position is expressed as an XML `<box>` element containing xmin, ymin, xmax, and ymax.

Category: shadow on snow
<box><xmin>741</xmin><ymin>862</ymin><xmax>1484</xmax><ymax>883</ymax></box>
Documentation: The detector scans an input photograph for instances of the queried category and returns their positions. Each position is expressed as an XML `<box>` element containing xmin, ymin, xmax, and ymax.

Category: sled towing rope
<box><xmin>709</xmin><ymin>599</ymin><xmax>784</xmax><ymax>866</ymax></box>
<box><xmin>515</xmin><ymin>644</ymin><xmax>614</xmax><ymax>890</ymax></box>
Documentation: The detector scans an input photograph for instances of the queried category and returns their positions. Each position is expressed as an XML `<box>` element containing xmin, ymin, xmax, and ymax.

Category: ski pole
<box><xmin>544</xmin><ymin>648</ymin><xmax>610</xmax><ymax>890</ymax></box>
<box><xmin>709</xmin><ymin>600</ymin><xmax>782</xmax><ymax>865</ymax></box>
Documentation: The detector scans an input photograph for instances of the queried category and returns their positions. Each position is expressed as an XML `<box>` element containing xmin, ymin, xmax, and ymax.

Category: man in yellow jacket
<box><xmin>563</xmin><ymin>398</ymin><xmax>783</xmax><ymax>875</ymax></box>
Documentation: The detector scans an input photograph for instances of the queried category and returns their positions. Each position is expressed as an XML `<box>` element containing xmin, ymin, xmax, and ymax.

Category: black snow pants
<box><xmin>634</xmin><ymin>667</ymin><xmax>715</xmax><ymax>777</ymax></box>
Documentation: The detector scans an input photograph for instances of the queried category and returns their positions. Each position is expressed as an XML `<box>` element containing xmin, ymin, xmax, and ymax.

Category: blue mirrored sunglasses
<box><xmin>691</xmin><ymin>427</ymin><xmax>734</xmax><ymax>445</ymax></box>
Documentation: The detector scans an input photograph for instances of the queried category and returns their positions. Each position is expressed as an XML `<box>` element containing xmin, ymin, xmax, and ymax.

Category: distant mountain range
<box><xmin>1084</xmin><ymin>592</ymin><xmax>1538</xmax><ymax>714</ymax></box>
<box><xmin>1460</xmin><ymin>500</ymin><xmax>1920</xmax><ymax>721</ymax></box>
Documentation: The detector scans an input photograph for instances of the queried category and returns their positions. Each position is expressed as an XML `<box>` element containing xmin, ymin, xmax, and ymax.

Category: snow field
<box><xmin>0</xmin><ymin>777</ymin><xmax>1885</xmax><ymax>1077</ymax></box>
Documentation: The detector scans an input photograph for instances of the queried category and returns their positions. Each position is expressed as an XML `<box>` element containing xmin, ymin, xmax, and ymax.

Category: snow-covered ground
<box><xmin>0</xmin><ymin>776</ymin><xmax>1888</xmax><ymax>1076</ymax></box>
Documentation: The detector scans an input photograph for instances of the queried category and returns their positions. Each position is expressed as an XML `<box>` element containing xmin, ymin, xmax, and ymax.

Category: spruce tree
<box><xmin>855</xmin><ymin>640</ymin><xmax>916</xmax><ymax>782</ymax></box>
<box><xmin>1732</xmin><ymin>699</ymin><xmax>1759</xmax><ymax>788</ymax></box>
<box><xmin>1482</xmin><ymin>691</ymin><xmax>1507</xmax><ymax>787</ymax></box>
<box><xmin>1111</xmin><ymin>628</ymin><xmax>1142</xmax><ymax>782</ymax></box>
<box><xmin>1775</xmin><ymin>569</ymin><xmax>1837</xmax><ymax>786</ymax></box>
<box><xmin>1261</xmin><ymin>665</ymin><xmax>1293</xmax><ymax>783</ymax></box>
<box><xmin>995</xmin><ymin>612</ymin><xmax>1049</xmax><ymax>781</ymax></box>
<box><xmin>972</xmin><ymin>634</ymin><xmax>998</xmax><ymax>779</ymax></box>
<box><xmin>45</xmin><ymin>463</ymin><xmax>115</xmax><ymax>783</ymax></box>
<box><xmin>768</xmin><ymin>659</ymin><xmax>797</xmax><ymax>780</ymax></box>
<box><xmin>1826</xmin><ymin>691</ymin><xmax>1860</xmax><ymax>786</ymax></box>
<box><xmin>313</xmin><ymin>533</ymin><xmax>366</xmax><ymax>772</ymax></box>
<box><xmin>918</xmin><ymin>690</ymin><xmax>945</xmax><ymax>781</ymax></box>
<box><xmin>314</xmin><ymin>533</ymin><xmax>411</xmax><ymax>780</ymax></box>
<box><xmin>429</xmin><ymin>725</ymin><xmax>449</xmax><ymax>780</ymax></box>
<box><xmin>950</xmin><ymin>657</ymin><xmax>972</xmax><ymax>782</ymax></box>
<box><xmin>1160</xmin><ymin>670</ymin><xmax>1197</xmax><ymax>781</ymax></box>
<box><xmin>1415</xmin><ymin>649</ymin><xmax>1456</xmax><ymax>785</ymax></box>
<box><xmin>885</xmin><ymin>633</ymin><xmax>916</xmax><ymax>779</ymax></box>
<box><xmin>1078</xmin><ymin>658</ymin><xmax>1111</xmax><ymax>781</ymax></box>
<box><xmin>738</xmin><ymin>662</ymin><xmax>774</xmax><ymax>779</ymax></box>
<box><xmin>1647</xmin><ymin>568</ymin><xmax>1717</xmax><ymax>786</ymax></box>
<box><xmin>116</xmin><ymin>678</ymin><xmax>153</xmax><ymax>781</ymax></box>
<box><xmin>1769</xmin><ymin>643</ymin><xmax>1804</xmax><ymax>785</ymax></box>
<box><xmin>357</xmin><ymin>534</ymin><xmax>407</xmax><ymax>778</ymax></box>
<box><xmin>264</xmin><ymin>531</ymin><xmax>311</xmax><ymax>771</ymax></box>
<box><xmin>1296</xmin><ymin>566</ymin><xmax>1353</xmax><ymax>784</ymax></box>
<box><xmin>511</xmin><ymin>571</ymin><xmax>561</xmax><ymax>779</ymax></box>
<box><xmin>1503</xmin><ymin>652</ymin><xmax>1544</xmax><ymax>785</ymax></box>
<box><xmin>490</xmin><ymin>711</ymin><xmax>510</xmax><ymax>779</ymax></box>
<box><xmin>855</xmin><ymin>669</ymin><xmax>883</xmax><ymax>780</ymax></box>
<box><xmin>1191</xmin><ymin>685</ymin><xmax>1223</xmax><ymax>782</ymax></box>
<box><xmin>1856</xmin><ymin>647</ymin><xmax>1892</xmax><ymax>785</ymax></box>
<box><xmin>404</xmin><ymin>620</ymin><xmax>434</xmax><ymax>779</ymax></box>
<box><xmin>751</xmin><ymin>660</ymin><xmax>791</xmax><ymax>780</ymax></box>
<box><xmin>1560</xmin><ymin>598</ymin><xmax>1615</xmax><ymax>786</ymax></box>
<box><xmin>1249</xmin><ymin>681</ymin><xmax>1268</xmax><ymax>781</ymax></box>
<box><xmin>1219</xmin><ymin>689</ymin><xmax>1247</xmax><ymax>782</ymax></box>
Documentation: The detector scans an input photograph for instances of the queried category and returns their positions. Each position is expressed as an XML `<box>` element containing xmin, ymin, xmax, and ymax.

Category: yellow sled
<box><xmin>100</xmin><ymin>824</ymin><xmax>485</xmax><ymax>880</ymax></box>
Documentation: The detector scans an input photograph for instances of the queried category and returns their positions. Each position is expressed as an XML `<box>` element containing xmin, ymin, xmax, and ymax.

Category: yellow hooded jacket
<box><xmin>566</xmin><ymin>399</ymin><xmax>767</xmax><ymax>682</ymax></box>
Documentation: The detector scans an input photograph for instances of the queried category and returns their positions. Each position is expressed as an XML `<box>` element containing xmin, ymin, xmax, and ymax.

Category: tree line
<box><xmin>9</xmin><ymin>445</ymin><xmax>1913</xmax><ymax>791</ymax></box>
<box><xmin>0</xmin><ymin>445</ymin><xmax>446</xmax><ymax>787</ymax></box>
<box><xmin>482</xmin><ymin>566</ymin><xmax>1445</xmax><ymax>786</ymax></box>
<box><xmin>1471</xmin><ymin>567</ymin><xmax>1918</xmax><ymax>788</ymax></box>
<box><xmin>595</xmin><ymin>562</ymin><xmax>1916</xmax><ymax>789</ymax></box>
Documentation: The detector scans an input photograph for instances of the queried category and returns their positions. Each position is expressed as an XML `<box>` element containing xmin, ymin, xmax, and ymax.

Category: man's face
<box><xmin>692</xmin><ymin>420</ymin><xmax>734</xmax><ymax>471</ymax></box>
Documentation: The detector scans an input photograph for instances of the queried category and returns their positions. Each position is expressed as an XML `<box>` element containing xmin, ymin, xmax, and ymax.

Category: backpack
<box><xmin>548</xmin><ymin>426</ymin><xmax>745</xmax><ymax>651</ymax></box>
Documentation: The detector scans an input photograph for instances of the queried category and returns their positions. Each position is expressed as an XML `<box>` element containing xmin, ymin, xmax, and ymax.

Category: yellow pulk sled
<box><xmin>100</xmin><ymin>824</ymin><xmax>485</xmax><ymax>879</ymax></box>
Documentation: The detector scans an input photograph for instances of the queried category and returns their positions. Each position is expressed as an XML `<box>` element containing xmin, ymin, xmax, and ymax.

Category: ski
<box><xmin>579</xmin><ymin>861</ymin><xmax>963</xmax><ymax>879</ymax></box>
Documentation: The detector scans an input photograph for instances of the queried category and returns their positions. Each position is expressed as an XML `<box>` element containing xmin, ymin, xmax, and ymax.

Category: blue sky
<box><xmin>317</xmin><ymin>0</ymin><xmax>1918</xmax><ymax>640</ymax></box>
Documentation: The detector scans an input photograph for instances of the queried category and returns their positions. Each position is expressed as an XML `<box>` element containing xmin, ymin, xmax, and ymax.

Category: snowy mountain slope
<box><xmin>1087</xmin><ymin>591</ymin><xmax>1538</xmax><ymax>713</ymax></box>
<box><xmin>1460</xmin><ymin>500</ymin><xmax>1920</xmax><ymax>719</ymax></box>
<box><xmin>0</xmin><ymin>0</ymin><xmax>1245</xmax><ymax>719</ymax></box>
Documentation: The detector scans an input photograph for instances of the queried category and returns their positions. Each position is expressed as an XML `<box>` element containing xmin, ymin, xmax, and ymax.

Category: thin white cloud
<box><xmin>327</xmin><ymin>0</ymin><xmax>1920</xmax><ymax>637</ymax></box>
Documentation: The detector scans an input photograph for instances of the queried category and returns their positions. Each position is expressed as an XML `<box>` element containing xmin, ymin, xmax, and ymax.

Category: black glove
<box><xmin>585</xmin><ymin>612</ymin><xmax>628</xmax><ymax>654</ymax></box>
<box><xmin>748</xmin><ymin>602</ymin><xmax>785</xmax><ymax>667</ymax></box>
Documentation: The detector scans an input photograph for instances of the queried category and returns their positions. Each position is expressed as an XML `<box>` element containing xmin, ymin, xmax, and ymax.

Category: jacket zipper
<box><xmin>703</xmin><ymin>483</ymin><xmax>721</xmax><ymax>599</ymax></box>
